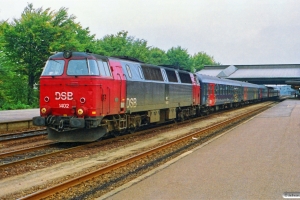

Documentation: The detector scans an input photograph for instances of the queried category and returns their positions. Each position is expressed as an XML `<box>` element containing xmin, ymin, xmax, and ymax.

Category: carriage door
<box><xmin>244</xmin><ymin>87</ymin><xmax>248</xmax><ymax>101</ymax></box>
<box><xmin>208</xmin><ymin>83</ymin><xmax>216</xmax><ymax>106</ymax></box>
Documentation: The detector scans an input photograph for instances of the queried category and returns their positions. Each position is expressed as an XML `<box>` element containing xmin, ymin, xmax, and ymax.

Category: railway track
<box><xmin>0</xmin><ymin>102</ymin><xmax>251</xmax><ymax>175</ymax></box>
<box><xmin>0</xmin><ymin>142</ymin><xmax>81</xmax><ymax>167</ymax></box>
<box><xmin>16</xmin><ymin>101</ymin><xmax>277</xmax><ymax>199</ymax></box>
<box><xmin>0</xmin><ymin>129</ymin><xmax>47</xmax><ymax>142</ymax></box>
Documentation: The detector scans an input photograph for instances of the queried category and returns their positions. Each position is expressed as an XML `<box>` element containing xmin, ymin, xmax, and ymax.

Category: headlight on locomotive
<box><xmin>77</xmin><ymin>107</ymin><xmax>87</xmax><ymax>117</ymax></box>
<box><xmin>77</xmin><ymin>108</ymin><xmax>84</xmax><ymax>115</ymax></box>
<box><xmin>40</xmin><ymin>106</ymin><xmax>51</xmax><ymax>116</ymax></box>
<box><xmin>41</xmin><ymin>107</ymin><xmax>47</xmax><ymax>114</ymax></box>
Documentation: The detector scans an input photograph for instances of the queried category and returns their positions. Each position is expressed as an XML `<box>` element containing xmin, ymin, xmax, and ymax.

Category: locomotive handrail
<box><xmin>65</xmin><ymin>83</ymin><xmax>103</xmax><ymax>86</ymax></box>
<box><xmin>100</xmin><ymin>85</ymin><xmax>104</xmax><ymax>114</ymax></box>
<box><xmin>117</xmin><ymin>73</ymin><xmax>123</xmax><ymax>112</ymax></box>
<box><xmin>107</xmin><ymin>86</ymin><xmax>110</xmax><ymax>114</ymax></box>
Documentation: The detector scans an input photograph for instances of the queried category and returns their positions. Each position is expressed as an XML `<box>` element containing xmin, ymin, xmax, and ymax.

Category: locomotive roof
<box><xmin>50</xmin><ymin>51</ymin><xmax>192</xmax><ymax>74</ymax></box>
<box><xmin>110</xmin><ymin>56</ymin><xmax>192</xmax><ymax>74</ymax></box>
<box><xmin>49</xmin><ymin>51</ymin><xmax>108</xmax><ymax>60</ymax></box>
<box><xmin>110</xmin><ymin>56</ymin><xmax>144</xmax><ymax>63</ymax></box>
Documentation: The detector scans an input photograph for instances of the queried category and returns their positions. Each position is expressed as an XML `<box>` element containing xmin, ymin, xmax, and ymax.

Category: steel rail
<box><xmin>0</xmin><ymin>143</ymin><xmax>88</xmax><ymax>169</ymax></box>
<box><xmin>0</xmin><ymin>129</ymin><xmax>47</xmax><ymax>142</ymax></box>
<box><xmin>20</xmin><ymin>101</ymin><xmax>276</xmax><ymax>199</ymax></box>
<box><xmin>0</xmin><ymin>142</ymin><xmax>58</xmax><ymax>158</ymax></box>
<box><xmin>0</xmin><ymin>120</ymin><xmax>176</xmax><ymax>171</ymax></box>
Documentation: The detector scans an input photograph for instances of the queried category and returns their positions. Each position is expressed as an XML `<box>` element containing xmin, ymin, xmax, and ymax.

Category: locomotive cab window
<box><xmin>42</xmin><ymin>60</ymin><xmax>65</xmax><ymax>76</ymax></box>
<box><xmin>97</xmin><ymin>60</ymin><xmax>112</xmax><ymax>77</ymax></box>
<box><xmin>89</xmin><ymin>60</ymin><xmax>100</xmax><ymax>75</ymax></box>
<box><xmin>67</xmin><ymin>59</ymin><xmax>100</xmax><ymax>76</ymax></box>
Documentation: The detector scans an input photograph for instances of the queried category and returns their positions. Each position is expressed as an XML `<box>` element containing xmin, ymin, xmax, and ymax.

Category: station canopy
<box><xmin>198</xmin><ymin>64</ymin><xmax>300</xmax><ymax>89</ymax></box>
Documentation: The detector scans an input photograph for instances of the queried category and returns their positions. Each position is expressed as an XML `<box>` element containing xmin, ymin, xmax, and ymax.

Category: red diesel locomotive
<box><xmin>33</xmin><ymin>51</ymin><xmax>200</xmax><ymax>142</ymax></box>
<box><xmin>33</xmin><ymin>51</ymin><xmax>279</xmax><ymax>142</ymax></box>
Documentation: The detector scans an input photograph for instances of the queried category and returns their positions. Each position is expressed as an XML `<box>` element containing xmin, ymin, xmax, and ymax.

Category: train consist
<box><xmin>33</xmin><ymin>51</ymin><xmax>279</xmax><ymax>142</ymax></box>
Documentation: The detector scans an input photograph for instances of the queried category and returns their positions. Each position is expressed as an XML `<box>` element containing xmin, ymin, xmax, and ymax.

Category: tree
<box><xmin>0</xmin><ymin>53</ymin><xmax>8</xmax><ymax>108</ymax></box>
<box><xmin>166</xmin><ymin>46</ymin><xmax>191</xmax><ymax>71</ymax></box>
<box><xmin>50</xmin><ymin>7</ymin><xmax>95</xmax><ymax>52</ymax></box>
<box><xmin>0</xmin><ymin>51</ymin><xmax>29</xmax><ymax>109</ymax></box>
<box><xmin>145</xmin><ymin>47</ymin><xmax>168</xmax><ymax>65</ymax></box>
<box><xmin>93</xmin><ymin>30</ymin><xmax>150</xmax><ymax>61</ymax></box>
<box><xmin>0</xmin><ymin>3</ymin><xmax>95</xmax><ymax>106</ymax></box>
<box><xmin>191</xmin><ymin>52</ymin><xmax>218</xmax><ymax>72</ymax></box>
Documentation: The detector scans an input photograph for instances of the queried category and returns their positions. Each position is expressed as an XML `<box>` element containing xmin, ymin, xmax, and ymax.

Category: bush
<box><xmin>0</xmin><ymin>101</ymin><xmax>31</xmax><ymax>110</ymax></box>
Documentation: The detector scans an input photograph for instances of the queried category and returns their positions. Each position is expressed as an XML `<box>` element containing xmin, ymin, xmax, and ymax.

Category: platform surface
<box><xmin>0</xmin><ymin>109</ymin><xmax>39</xmax><ymax>123</ymax></box>
<box><xmin>102</xmin><ymin>99</ymin><xmax>300</xmax><ymax>200</ymax></box>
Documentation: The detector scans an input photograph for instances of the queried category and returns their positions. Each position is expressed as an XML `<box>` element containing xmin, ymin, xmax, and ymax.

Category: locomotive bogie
<box><xmin>148</xmin><ymin>110</ymin><xmax>161</xmax><ymax>123</ymax></box>
<box><xmin>167</xmin><ymin>107</ymin><xmax>177</xmax><ymax>119</ymax></box>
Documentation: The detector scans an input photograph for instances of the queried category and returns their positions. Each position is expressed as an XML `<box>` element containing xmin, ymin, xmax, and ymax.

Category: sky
<box><xmin>0</xmin><ymin>0</ymin><xmax>299</xmax><ymax>65</ymax></box>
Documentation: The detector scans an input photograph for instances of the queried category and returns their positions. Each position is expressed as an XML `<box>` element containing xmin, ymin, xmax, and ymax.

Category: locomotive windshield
<box><xmin>42</xmin><ymin>60</ymin><xmax>65</xmax><ymax>76</ymax></box>
<box><xmin>42</xmin><ymin>58</ymin><xmax>111</xmax><ymax>77</ymax></box>
<box><xmin>67</xmin><ymin>59</ymin><xmax>100</xmax><ymax>76</ymax></box>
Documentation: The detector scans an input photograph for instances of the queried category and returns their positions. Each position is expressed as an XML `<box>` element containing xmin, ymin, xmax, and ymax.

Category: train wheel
<box><xmin>129</xmin><ymin>125</ymin><xmax>137</xmax><ymax>134</ymax></box>
<box><xmin>112</xmin><ymin>131</ymin><xmax>122</xmax><ymax>137</ymax></box>
<box><xmin>178</xmin><ymin>112</ymin><xmax>184</xmax><ymax>122</ymax></box>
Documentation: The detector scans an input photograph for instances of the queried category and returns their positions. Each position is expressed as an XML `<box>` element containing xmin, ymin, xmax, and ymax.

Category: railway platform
<box><xmin>102</xmin><ymin>99</ymin><xmax>300</xmax><ymax>200</ymax></box>
<box><xmin>0</xmin><ymin>109</ymin><xmax>39</xmax><ymax>123</ymax></box>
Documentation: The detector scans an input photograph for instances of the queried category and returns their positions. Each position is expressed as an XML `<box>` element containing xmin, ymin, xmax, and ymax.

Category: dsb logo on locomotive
<box><xmin>55</xmin><ymin>92</ymin><xmax>73</xmax><ymax>101</ymax></box>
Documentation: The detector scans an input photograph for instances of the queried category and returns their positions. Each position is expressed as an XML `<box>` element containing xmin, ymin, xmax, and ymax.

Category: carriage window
<box><xmin>219</xmin><ymin>85</ymin><xmax>223</xmax><ymax>95</ymax></box>
<box><xmin>165</xmin><ymin>69</ymin><xmax>178</xmax><ymax>82</ymax></box>
<box><xmin>126</xmin><ymin>65</ymin><xmax>132</xmax><ymax>78</ymax></box>
<box><xmin>203</xmin><ymin>84</ymin><xmax>206</xmax><ymax>95</ymax></box>
<box><xmin>42</xmin><ymin>60</ymin><xmax>64</xmax><ymax>76</ymax></box>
